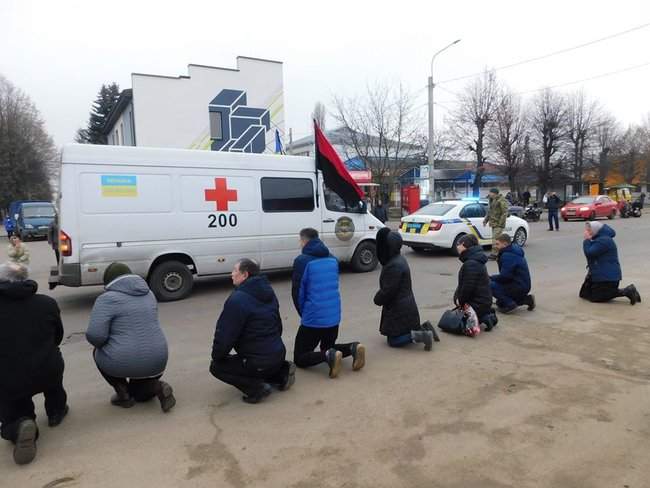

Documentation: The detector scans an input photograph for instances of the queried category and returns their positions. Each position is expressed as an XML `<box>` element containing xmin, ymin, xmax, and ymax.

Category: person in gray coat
<box><xmin>86</xmin><ymin>263</ymin><xmax>176</xmax><ymax>411</ymax></box>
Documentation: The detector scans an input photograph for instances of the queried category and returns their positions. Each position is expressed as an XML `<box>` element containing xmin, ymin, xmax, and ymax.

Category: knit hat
<box><xmin>489</xmin><ymin>188</ymin><xmax>499</xmax><ymax>194</ymax></box>
<box><xmin>586</xmin><ymin>221</ymin><xmax>604</xmax><ymax>236</ymax></box>
<box><xmin>103</xmin><ymin>262</ymin><xmax>132</xmax><ymax>286</ymax></box>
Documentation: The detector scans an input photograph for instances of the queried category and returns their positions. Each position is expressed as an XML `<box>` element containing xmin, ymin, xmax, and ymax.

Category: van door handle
<box><xmin>323</xmin><ymin>219</ymin><xmax>335</xmax><ymax>223</ymax></box>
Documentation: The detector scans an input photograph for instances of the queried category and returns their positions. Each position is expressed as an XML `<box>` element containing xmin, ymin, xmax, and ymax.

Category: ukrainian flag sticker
<box><xmin>101</xmin><ymin>175</ymin><xmax>138</xmax><ymax>197</ymax></box>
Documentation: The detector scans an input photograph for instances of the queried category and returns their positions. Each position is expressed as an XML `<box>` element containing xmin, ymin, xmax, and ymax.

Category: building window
<box><xmin>209</xmin><ymin>111</ymin><xmax>223</xmax><ymax>140</ymax></box>
<box><xmin>261</xmin><ymin>177</ymin><xmax>314</xmax><ymax>212</ymax></box>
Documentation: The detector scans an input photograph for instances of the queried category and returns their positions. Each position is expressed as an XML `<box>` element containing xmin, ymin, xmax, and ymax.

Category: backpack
<box><xmin>437</xmin><ymin>305</ymin><xmax>481</xmax><ymax>337</ymax></box>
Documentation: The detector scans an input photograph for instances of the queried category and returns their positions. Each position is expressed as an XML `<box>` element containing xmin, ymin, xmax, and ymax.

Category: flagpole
<box><xmin>313</xmin><ymin>120</ymin><xmax>320</xmax><ymax>208</ymax></box>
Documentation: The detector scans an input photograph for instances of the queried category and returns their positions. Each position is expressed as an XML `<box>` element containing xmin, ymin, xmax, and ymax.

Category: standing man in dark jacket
<box><xmin>454</xmin><ymin>235</ymin><xmax>497</xmax><ymax>330</ymax></box>
<box><xmin>579</xmin><ymin>222</ymin><xmax>640</xmax><ymax>304</ymax></box>
<box><xmin>210</xmin><ymin>259</ymin><xmax>295</xmax><ymax>404</ymax></box>
<box><xmin>522</xmin><ymin>190</ymin><xmax>531</xmax><ymax>207</ymax></box>
<box><xmin>0</xmin><ymin>263</ymin><xmax>69</xmax><ymax>465</ymax></box>
<box><xmin>292</xmin><ymin>228</ymin><xmax>365</xmax><ymax>378</ymax></box>
<box><xmin>490</xmin><ymin>233</ymin><xmax>535</xmax><ymax>313</ymax></box>
<box><xmin>546</xmin><ymin>192</ymin><xmax>561</xmax><ymax>231</ymax></box>
<box><xmin>372</xmin><ymin>200</ymin><xmax>388</xmax><ymax>224</ymax></box>
<box><xmin>374</xmin><ymin>228</ymin><xmax>436</xmax><ymax>350</ymax></box>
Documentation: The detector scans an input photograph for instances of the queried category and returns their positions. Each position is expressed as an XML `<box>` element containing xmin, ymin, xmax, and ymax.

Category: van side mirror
<box><xmin>14</xmin><ymin>214</ymin><xmax>19</xmax><ymax>220</ymax></box>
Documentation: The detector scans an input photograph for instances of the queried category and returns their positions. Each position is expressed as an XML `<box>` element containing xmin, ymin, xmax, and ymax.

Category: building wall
<box><xmin>131</xmin><ymin>57</ymin><xmax>284</xmax><ymax>153</ymax></box>
<box><xmin>108</xmin><ymin>102</ymin><xmax>135</xmax><ymax>146</ymax></box>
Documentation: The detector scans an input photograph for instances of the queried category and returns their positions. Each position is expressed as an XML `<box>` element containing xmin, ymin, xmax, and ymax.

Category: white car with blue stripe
<box><xmin>399</xmin><ymin>199</ymin><xmax>529</xmax><ymax>255</ymax></box>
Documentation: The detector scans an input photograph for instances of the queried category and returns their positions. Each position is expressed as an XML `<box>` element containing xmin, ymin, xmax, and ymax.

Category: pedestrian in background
<box><xmin>522</xmin><ymin>190</ymin><xmax>531</xmax><ymax>207</ymax></box>
<box><xmin>291</xmin><ymin>228</ymin><xmax>365</xmax><ymax>378</ymax></box>
<box><xmin>374</xmin><ymin>228</ymin><xmax>436</xmax><ymax>350</ymax></box>
<box><xmin>373</xmin><ymin>200</ymin><xmax>388</xmax><ymax>224</ymax></box>
<box><xmin>4</xmin><ymin>215</ymin><xmax>14</xmax><ymax>238</ymax></box>
<box><xmin>579</xmin><ymin>221</ymin><xmax>641</xmax><ymax>305</ymax></box>
<box><xmin>87</xmin><ymin>262</ymin><xmax>176</xmax><ymax>411</ymax></box>
<box><xmin>210</xmin><ymin>259</ymin><xmax>294</xmax><ymax>404</ymax></box>
<box><xmin>483</xmin><ymin>188</ymin><xmax>509</xmax><ymax>260</ymax></box>
<box><xmin>7</xmin><ymin>236</ymin><xmax>29</xmax><ymax>265</ymax></box>
<box><xmin>490</xmin><ymin>233</ymin><xmax>535</xmax><ymax>313</ymax></box>
<box><xmin>0</xmin><ymin>263</ymin><xmax>69</xmax><ymax>465</ymax></box>
<box><xmin>546</xmin><ymin>192</ymin><xmax>561</xmax><ymax>231</ymax></box>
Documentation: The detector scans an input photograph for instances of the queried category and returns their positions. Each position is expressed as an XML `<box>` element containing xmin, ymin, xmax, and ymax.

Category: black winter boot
<box><xmin>621</xmin><ymin>285</ymin><xmax>641</xmax><ymax>305</ymax></box>
<box><xmin>411</xmin><ymin>330</ymin><xmax>433</xmax><ymax>351</ymax></box>
<box><xmin>13</xmin><ymin>419</ymin><xmax>38</xmax><ymax>465</ymax></box>
<box><xmin>325</xmin><ymin>348</ymin><xmax>343</xmax><ymax>378</ymax></box>
<box><xmin>421</xmin><ymin>321</ymin><xmax>441</xmax><ymax>342</ymax></box>
<box><xmin>156</xmin><ymin>381</ymin><xmax>176</xmax><ymax>413</ymax></box>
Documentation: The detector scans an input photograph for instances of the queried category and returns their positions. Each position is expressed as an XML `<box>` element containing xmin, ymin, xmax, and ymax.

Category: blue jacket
<box><xmin>4</xmin><ymin>216</ymin><xmax>13</xmax><ymax>233</ymax></box>
<box><xmin>212</xmin><ymin>275</ymin><xmax>286</xmax><ymax>367</ymax></box>
<box><xmin>583</xmin><ymin>225</ymin><xmax>622</xmax><ymax>282</ymax></box>
<box><xmin>491</xmin><ymin>244</ymin><xmax>531</xmax><ymax>295</ymax></box>
<box><xmin>292</xmin><ymin>239</ymin><xmax>341</xmax><ymax>328</ymax></box>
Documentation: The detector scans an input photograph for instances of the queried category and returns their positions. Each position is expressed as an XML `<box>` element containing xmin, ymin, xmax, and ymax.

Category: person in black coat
<box><xmin>0</xmin><ymin>263</ymin><xmax>69</xmax><ymax>465</ymax></box>
<box><xmin>372</xmin><ymin>200</ymin><xmax>388</xmax><ymax>224</ymax></box>
<box><xmin>454</xmin><ymin>234</ymin><xmax>497</xmax><ymax>329</ymax></box>
<box><xmin>374</xmin><ymin>228</ymin><xmax>436</xmax><ymax>350</ymax></box>
<box><xmin>210</xmin><ymin>258</ymin><xmax>295</xmax><ymax>404</ymax></box>
<box><xmin>546</xmin><ymin>192</ymin><xmax>562</xmax><ymax>231</ymax></box>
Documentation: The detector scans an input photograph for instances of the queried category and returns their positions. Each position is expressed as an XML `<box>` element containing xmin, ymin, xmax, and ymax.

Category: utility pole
<box><xmin>427</xmin><ymin>39</ymin><xmax>461</xmax><ymax>202</ymax></box>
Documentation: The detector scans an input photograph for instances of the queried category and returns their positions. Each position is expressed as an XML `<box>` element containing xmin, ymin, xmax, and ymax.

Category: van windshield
<box><xmin>22</xmin><ymin>205</ymin><xmax>55</xmax><ymax>218</ymax></box>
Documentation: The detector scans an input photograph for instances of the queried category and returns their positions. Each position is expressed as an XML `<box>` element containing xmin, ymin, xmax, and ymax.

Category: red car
<box><xmin>561</xmin><ymin>195</ymin><xmax>618</xmax><ymax>221</ymax></box>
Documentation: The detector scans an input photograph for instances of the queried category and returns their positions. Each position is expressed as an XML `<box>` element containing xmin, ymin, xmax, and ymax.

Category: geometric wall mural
<box><xmin>208</xmin><ymin>89</ymin><xmax>271</xmax><ymax>153</ymax></box>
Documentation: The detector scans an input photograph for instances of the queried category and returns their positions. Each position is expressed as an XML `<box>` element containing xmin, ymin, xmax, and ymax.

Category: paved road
<box><xmin>2</xmin><ymin>218</ymin><xmax>649</xmax><ymax>488</ymax></box>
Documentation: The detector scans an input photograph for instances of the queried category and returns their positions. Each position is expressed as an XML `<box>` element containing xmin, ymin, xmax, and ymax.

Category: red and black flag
<box><xmin>314</xmin><ymin>121</ymin><xmax>364</xmax><ymax>207</ymax></box>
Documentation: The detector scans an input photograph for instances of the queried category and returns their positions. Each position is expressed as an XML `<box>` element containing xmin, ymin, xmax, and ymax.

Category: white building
<box><xmin>103</xmin><ymin>56</ymin><xmax>284</xmax><ymax>154</ymax></box>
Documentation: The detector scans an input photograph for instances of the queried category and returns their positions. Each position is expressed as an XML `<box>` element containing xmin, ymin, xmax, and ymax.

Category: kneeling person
<box><xmin>292</xmin><ymin>228</ymin><xmax>365</xmax><ymax>378</ymax></box>
<box><xmin>374</xmin><ymin>228</ymin><xmax>436</xmax><ymax>350</ymax></box>
<box><xmin>87</xmin><ymin>263</ymin><xmax>176</xmax><ymax>412</ymax></box>
<box><xmin>210</xmin><ymin>259</ymin><xmax>294</xmax><ymax>404</ymax></box>
<box><xmin>490</xmin><ymin>233</ymin><xmax>535</xmax><ymax>313</ymax></box>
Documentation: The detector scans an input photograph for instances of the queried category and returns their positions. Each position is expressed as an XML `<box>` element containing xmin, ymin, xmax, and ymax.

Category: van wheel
<box><xmin>351</xmin><ymin>241</ymin><xmax>378</xmax><ymax>272</ymax></box>
<box><xmin>450</xmin><ymin>233</ymin><xmax>466</xmax><ymax>257</ymax></box>
<box><xmin>149</xmin><ymin>261</ymin><xmax>194</xmax><ymax>302</ymax></box>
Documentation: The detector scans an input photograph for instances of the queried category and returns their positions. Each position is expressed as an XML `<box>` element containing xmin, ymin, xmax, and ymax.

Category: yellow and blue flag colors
<box><xmin>101</xmin><ymin>175</ymin><xmax>138</xmax><ymax>197</ymax></box>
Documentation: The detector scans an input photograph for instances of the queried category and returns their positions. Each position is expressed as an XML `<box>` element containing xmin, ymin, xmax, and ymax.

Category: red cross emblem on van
<box><xmin>204</xmin><ymin>178</ymin><xmax>238</xmax><ymax>211</ymax></box>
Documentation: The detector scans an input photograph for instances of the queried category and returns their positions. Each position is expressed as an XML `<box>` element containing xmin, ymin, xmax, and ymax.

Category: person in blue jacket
<box><xmin>490</xmin><ymin>233</ymin><xmax>535</xmax><ymax>313</ymax></box>
<box><xmin>579</xmin><ymin>221</ymin><xmax>640</xmax><ymax>304</ymax></box>
<box><xmin>4</xmin><ymin>215</ymin><xmax>14</xmax><ymax>238</ymax></box>
<box><xmin>291</xmin><ymin>228</ymin><xmax>365</xmax><ymax>378</ymax></box>
<box><xmin>210</xmin><ymin>258</ymin><xmax>295</xmax><ymax>404</ymax></box>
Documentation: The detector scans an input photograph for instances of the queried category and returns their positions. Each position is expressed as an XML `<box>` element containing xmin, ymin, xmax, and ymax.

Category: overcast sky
<box><xmin>2</xmin><ymin>0</ymin><xmax>649</xmax><ymax>147</ymax></box>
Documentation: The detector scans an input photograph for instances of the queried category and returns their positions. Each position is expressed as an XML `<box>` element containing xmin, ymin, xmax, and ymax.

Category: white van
<box><xmin>49</xmin><ymin>144</ymin><xmax>383</xmax><ymax>301</ymax></box>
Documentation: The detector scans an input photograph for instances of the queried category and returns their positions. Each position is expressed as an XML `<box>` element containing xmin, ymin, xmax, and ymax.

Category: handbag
<box><xmin>437</xmin><ymin>305</ymin><xmax>481</xmax><ymax>337</ymax></box>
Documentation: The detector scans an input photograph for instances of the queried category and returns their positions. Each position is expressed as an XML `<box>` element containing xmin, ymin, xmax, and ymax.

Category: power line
<box><xmin>439</xmin><ymin>21</ymin><xmax>650</xmax><ymax>84</ymax></box>
<box><xmin>516</xmin><ymin>60</ymin><xmax>650</xmax><ymax>94</ymax></box>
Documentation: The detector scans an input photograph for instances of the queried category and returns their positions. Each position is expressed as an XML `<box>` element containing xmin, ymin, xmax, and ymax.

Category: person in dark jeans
<box><xmin>0</xmin><ymin>263</ymin><xmax>69</xmax><ymax>465</ymax></box>
<box><xmin>210</xmin><ymin>259</ymin><xmax>295</xmax><ymax>404</ymax></box>
<box><xmin>292</xmin><ymin>228</ymin><xmax>365</xmax><ymax>378</ymax></box>
<box><xmin>546</xmin><ymin>192</ymin><xmax>561</xmax><ymax>231</ymax></box>
<box><xmin>374</xmin><ymin>227</ymin><xmax>436</xmax><ymax>350</ymax></box>
<box><xmin>579</xmin><ymin>221</ymin><xmax>640</xmax><ymax>304</ymax></box>
<box><xmin>490</xmin><ymin>233</ymin><xmax>535</xmax><ymax>313</ymax></box>
<box><xmin>522</xmin><ymin>190</ymin><xmax>531</xmax><ymax>207</ymax></box>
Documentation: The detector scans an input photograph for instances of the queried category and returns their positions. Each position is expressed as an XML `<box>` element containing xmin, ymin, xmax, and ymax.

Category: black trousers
<box><xmin>579</xmin><ymin>277</ymin><xmax>623</xmax><ymax>303</ymax></box>
<box><xmin>293</xmin><ymin>325</ymin><xmax>353</xmax><ymax>368</ymax></box>
<box><xmin>0</xmin><ymin>358</ymin><xmax>67</xmax><ymax>443</ymax></box>
<box><xmin>548</xmin><ymin>210</ymin><xmax>559</xmax><ymax>230</ymax></box>
<box><xmin>210</xmin><ymin>355</ymin><xmax>287</xmax><ymax>397</ymax></box>
<box><xmin>97</xmin><ymin>367</ymin><xmax>162</xmax><ymax>402</ymax></box>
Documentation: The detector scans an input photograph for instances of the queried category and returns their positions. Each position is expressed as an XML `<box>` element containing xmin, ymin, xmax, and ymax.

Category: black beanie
<box><xmin>103</xmin><ymin>262</ymin><xmax>132</xmax><ymax>286</ymax></box>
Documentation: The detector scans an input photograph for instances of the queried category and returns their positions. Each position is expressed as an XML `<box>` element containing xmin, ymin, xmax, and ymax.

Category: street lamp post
<box><xmin>428</xmin><ymin>39</ymin><xmax>461</xmax><ymax>202</ymax></box>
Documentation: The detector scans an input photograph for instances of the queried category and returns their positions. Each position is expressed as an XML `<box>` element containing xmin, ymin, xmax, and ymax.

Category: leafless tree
<box><xmin>615</xmin><ymin>125</ymin><xmax>646</xmax><ymax>183</ymax></box>
<box><xmin>449</xmin><ymin>69</ymin><xmax>499</xmax><ymax>195</ymax></box>
<box><xmin>566</xmin><ymin>90</ymin><xmax>600</xmax><ymax>190</ymax></box>
<box><xmin>332</xmin><ymin>82</ymin><xmax>424</xmax><ymax>189</ymax></box>
<box><xmin>594</xmin><ymin>114</ymin><xmax>620</xmax><ymax>192</ymax></box>
<box><xmin>488</xmin><ymin>87</ymin><xmax>527</xmax><ymax>192</ymax></box>
<box><xmin>529</xmin><ymin>88</ymin><xmax>569</xmax><ymax>196</ymax></box>
<box><xmin>312</xmin><ymin>101</ymin><xmax>327</xmax><ymax>130</ymax></box>
<box><xmin>0</xmin><ymin>75</ymin><xmax>56</xmax><ymax>210</ymax></box>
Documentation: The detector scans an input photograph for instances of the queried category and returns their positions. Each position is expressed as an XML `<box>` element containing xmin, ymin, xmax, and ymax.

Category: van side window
<box><xmin>324</xmin><ymin>186</ymin><xmax>364</xmax><ymax>214</ymax></box>
<box><xmin>261</xmin><ymin>178</ymin><xmax>314</xmax><ymax>212</ymax></box>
